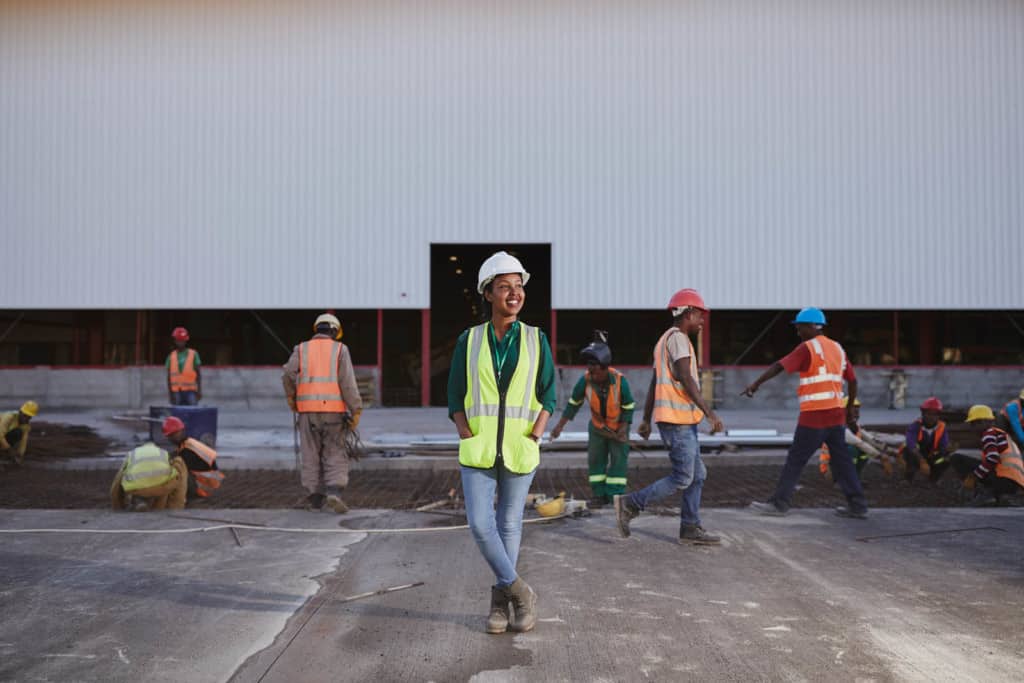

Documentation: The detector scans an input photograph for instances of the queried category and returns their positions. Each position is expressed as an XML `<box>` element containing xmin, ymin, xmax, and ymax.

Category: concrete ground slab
<box><xmin>1</xmin><ymin>507</ymin><xmax>1022</xmax><ymax>681</ymax></box>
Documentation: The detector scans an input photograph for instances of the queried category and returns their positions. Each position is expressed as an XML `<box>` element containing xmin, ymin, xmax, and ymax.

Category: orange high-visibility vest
<box><xmin>992</xmin><ymin>428</ymin><xmax>1024</xmax><ymax>489</ymax></box>
<box><xmin>296</xmin><ymin>338</ymin><xmax>348</xmax><ymax>413</ymax></box>
<box><xmin>797</xmin><ymin>336</ymin><xmax>846</xmax><ymax>412</ymax></box>
<box><xmin>181</xmin><ymin>437</ymin><xmax>224</xmax><ymax>497</ymax></box>
<box><xmin>586</xmin><ymin>368</ymin><xmax>622</xmax><ymax>431</ymax></box>
<box><xmin>916</xmin><ymin>421</ymin><xmax>946</xmax><ymax>453</ymax></box>
<box><xmin>168</xmin><ymin>349</ymin><xmax>198</xmax><ymax>393</ymax></box>
<box><xmin>652</xmin><ymin>328</ymin><xmax>703</xmax><ymax>425</ymax></box>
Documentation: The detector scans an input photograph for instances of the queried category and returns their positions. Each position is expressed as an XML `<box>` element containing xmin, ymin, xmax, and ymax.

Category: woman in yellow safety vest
<box><xmin>447</xmin><ymin>251</ymin><xmax>556</xmax><ymax>635</ymax></box>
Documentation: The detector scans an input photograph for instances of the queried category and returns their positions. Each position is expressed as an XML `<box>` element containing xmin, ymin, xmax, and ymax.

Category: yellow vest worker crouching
<box><xmin>110</xmin><ymin>442</ymin><xmax>188</xmax><ymax>511</ymax></box>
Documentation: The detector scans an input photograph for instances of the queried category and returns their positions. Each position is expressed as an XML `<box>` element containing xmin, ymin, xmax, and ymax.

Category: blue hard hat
<box><xmin>792</xmin><ymin>307</ymin><xmax>827</xmax><ymax>325</ymax></box>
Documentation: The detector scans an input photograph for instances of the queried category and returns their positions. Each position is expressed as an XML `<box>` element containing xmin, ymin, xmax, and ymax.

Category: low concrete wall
<box><xmin>554</xmin><ymin>366</ymin><xmax>1024</xmax><ymax>415</ymax></box>
<box><xmin>0</xmin><ymin>366</ymin><xmax>380</xmax><ymax>411</ymax></box>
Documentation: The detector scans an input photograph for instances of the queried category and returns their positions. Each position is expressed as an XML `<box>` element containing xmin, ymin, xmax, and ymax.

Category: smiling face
<box><xmin>484</xmin><ymin>273</ymin><xmax>525</xmax><ymax>318</ymax></box>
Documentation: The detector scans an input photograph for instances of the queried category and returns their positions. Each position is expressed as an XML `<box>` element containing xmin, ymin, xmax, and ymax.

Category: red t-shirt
<box><xmin>779</xmin><ymin>341</ymin><xmax>856</xmax><ymax>428</ymax></box>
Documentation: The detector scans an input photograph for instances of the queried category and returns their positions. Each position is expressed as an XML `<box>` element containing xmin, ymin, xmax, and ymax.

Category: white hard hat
<box><xmin>477</xmin><ymin>251</ymin><xmax>531</xmax><ymax>294</ymax></box>
<box><xmin>313</xmin><ymin>313</ymin><xmax>343</xmax><ymax>340</ymax></box>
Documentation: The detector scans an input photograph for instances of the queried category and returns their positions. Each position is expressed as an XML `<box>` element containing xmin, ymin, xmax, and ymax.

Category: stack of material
<box><xmin>19</xmin><ymin>421</ymin><xmax>116</xmax><ymax>459</ymax></box>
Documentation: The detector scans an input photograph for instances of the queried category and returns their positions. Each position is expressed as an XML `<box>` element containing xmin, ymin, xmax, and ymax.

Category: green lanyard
<box><xmin>488</xmin><ymin>322</ymin><xmax>518</xmax><ymax>383</ymax></box>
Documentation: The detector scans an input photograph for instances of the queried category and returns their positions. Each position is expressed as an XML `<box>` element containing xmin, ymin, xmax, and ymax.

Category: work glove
<box><xmin>350</xmin><ymin>409</ymin><xmax>362</xmax><ymax>430</ymax></box>
<box><xmin>637</xmin><ymin>421</ymin><xmax>651</xmax><ymax>440</ymax></box>
<box><xmin>962</xmin><ymin>473</ymin><xmax>977</xmax><ymax>491</ymax></box>
<box><xmin>819</xmin><ymin>459</ymin><xmax>830</xmax><ymax>477</ymax></box>
<box><xmin>286</xmin><ymin>396</ymin><xmax>297</xmax><ymax>413</ymax></box>
<box><xmin>880</xmin><ymin>455</ymin><xmax>894</xmax><ymax>477</ymax></box>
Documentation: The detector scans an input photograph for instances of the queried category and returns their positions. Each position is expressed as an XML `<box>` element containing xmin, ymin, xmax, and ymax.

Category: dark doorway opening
<box><xmin>429</xmin><ymin>244</ymin><xmax>551</xmax><ymax>406</ymax></box>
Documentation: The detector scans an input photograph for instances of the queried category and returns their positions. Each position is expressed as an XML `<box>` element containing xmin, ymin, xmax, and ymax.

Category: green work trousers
<box><xmin>587</xmin><ymin>422</ymin><xmax>629</xmax><ymax>498</ymax></box>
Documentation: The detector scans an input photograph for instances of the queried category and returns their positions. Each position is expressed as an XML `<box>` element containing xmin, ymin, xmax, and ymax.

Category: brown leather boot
<box><xmin>507</xmin><ymin>577</ymin><xmax>537</xmax><ymax>633</ymax></box>
<box><xmin>486</xmin><ymin>585</ymin><xmax>511</xmax><ymax>634</ymax></box>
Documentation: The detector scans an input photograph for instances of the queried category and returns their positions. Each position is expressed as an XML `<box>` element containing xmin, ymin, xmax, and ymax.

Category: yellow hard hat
<box><xmin>20</xmin><ymin>400</ymin><xmax>39</xmax><ymax>417</ymax></box>
<box><xmin>841</xmin><ymin>397</ymin><xmax>861</xmax><ymax>408</ymax></box>
<box><xmin>535</xmin><ymin>493</ymin><xmax>565</xmax><ymax>517</ymax></box>
<box><xmin>965</xmin><ymin>404</ymin><xmax>995</xmax><ymax>422</ymax></box>
<box><xmin>313</xmin><ymin>313</ymin><xmax>343</xmax><ymax>340</ymax></box>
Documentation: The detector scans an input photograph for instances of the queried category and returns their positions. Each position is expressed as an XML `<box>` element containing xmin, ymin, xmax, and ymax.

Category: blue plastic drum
<box><xmin>149</xmin><ymin>405</ymin><xmax>218</xmax><ymax>449</ymax></box>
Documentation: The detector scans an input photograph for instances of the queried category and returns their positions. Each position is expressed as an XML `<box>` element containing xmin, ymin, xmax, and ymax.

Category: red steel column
<box><xmin>376</xmin><ymin>309</ymin><xmax>384</xmax><ymax>405</ymax></box>
<box><xmin>421</xmin><ymin>309</ymin><xmax>431</xmax><ymax>407</ymax></box>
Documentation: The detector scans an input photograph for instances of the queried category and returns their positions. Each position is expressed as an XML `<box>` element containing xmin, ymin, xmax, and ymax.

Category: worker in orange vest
<box><xmin>282</xmin><ymin>313</ymin><xmax>363</xmax><ymax>513</ymax></box>
<box><xmin>614</xmin><ymin>288</ymin><xmax>725</xmax><ymax>545</ymax></box>
<box><xmin>742</xmin><ymin>307</ymin><xmax>868</xmax><ymax>519</ymax></box>
<box><xmin>897</xmin><ymin>397</ymin><xmax>951</xmax><ymax>483</ymax></box>
<box><xmin>161</xmin><ymin>416</ymin><xmax>225</xmax><ymax>500</ymax></box>
<box><xmin>166</xmin><ymin>327</ymin><xmax>202</xmax><ymax>406</ymax></box>
<box><xmin>951</xmin><ymin>405</ymin><xmax>1024</xmax><ymax>504</ymax></box>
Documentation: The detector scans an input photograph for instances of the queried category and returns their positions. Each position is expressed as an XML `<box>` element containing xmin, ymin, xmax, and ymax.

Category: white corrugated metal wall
<box><xmin>1</xmin><ymin>0</ymin><xmax>1021</xmax><ymax>310</ymax></box>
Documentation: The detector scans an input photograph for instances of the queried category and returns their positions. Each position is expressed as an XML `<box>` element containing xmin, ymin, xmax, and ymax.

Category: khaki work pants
<box><xmin>111</xmin><ymin>458</ymin><xmax>189</xmax><ymax>511</ymax></box>
<box><xmin>298</xmin><ymin>412</ymin><xmax>350</xmax><ymax>494</ymax></box>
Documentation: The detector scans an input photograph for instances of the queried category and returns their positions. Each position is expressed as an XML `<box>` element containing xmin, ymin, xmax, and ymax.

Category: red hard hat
<box><xmin>920</xmin><ymin>397</ymin><xmax>943</xmax><ymax>412</ymax></box>
<box><xmin>162</xmin><ymin>416</ymin><xmax>186</xmax><ymax>436</ymax></box>
<box><xmin>667</xmin><ymin>288</ymin><xmax>707</xmax><ymax>312</ymax></box>
<box><xmin>171</xmin><ymin>327</ymin><xmax>189</xmax><ymax>342</ymax></box>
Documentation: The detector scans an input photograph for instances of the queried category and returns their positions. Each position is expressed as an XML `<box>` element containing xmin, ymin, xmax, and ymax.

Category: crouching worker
<box><xmin>110</xmin><ymin>441</ymin><xmax>188</xmax><ymax>511</ymax></box>
<box><xmin>0</xmin><ymin>401</ymin><xmax>38</xmax><ymax>466</ymax></box>
<box><xmin>951</xmin><ymin>405</ymin><xmax>1024</xmax><ymax>505</ymax></box>
<box><xmin>162</xmin><ymin>416</ymin><xmax>224</xmax><ymax>500</ymax></box>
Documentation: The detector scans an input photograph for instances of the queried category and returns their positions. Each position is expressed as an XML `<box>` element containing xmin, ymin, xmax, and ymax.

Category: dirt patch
<box><xmin>15</xmin><ymin>422</ymin><xmax>117</xmax><ymax>460</ymax></box>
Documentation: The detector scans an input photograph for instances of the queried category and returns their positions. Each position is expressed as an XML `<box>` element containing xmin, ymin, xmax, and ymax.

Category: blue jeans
<box><xmin>171</xmin><ymin>391</ymin><xmax>198</xmax><ymax>406</ymax></box>
<box><xmin>627</xmin><ymin>423</ymin><xmax>706</xmax><ymax>527</ymax></box>
<box><xmin>771</xmin><ymin>424</ymin><xmax>867</xmax><ymax>513</ymax></box>
<box><xmin>461</xmin><ymin>464</ymin><xmax>536</xmax><ymax>587</ymax></box>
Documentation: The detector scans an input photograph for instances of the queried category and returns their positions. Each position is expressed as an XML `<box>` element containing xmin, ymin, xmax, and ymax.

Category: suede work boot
<box><xmin>324</xmin><ymin>487</ymin><xmax>349</xmax><ymax>514</ymax></box>
<box><xmin>506</xmin><ymin>577</ymin><xmax>537</xmax><ymax>633</ymax></box>
<box><xmin>613</xmin><ymin>494</ymin><xmax>639</xmax><ymax>538</ymax></box>
<box><xmin>679</xmin><ymin>524</ymin><xmax>721</xmax><ymax>546</ymax></box>
<box><xmin>486</xmin><ymin>585</ymin><xmax>511</xmax><ymax>634</ymax></box>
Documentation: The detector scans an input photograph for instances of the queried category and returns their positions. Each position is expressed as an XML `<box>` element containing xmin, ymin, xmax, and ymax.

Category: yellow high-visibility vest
<box><xmin>121</xmin><ymin>443</ymin><xmax>176</xmax><ymax>492</ymax></box>
<box><xmin>460</xmin><ymin>323</ymin><xmax>543</xmax><ymax>473</ymax></box>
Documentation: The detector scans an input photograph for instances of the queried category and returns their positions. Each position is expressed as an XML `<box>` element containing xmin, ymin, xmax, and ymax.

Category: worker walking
<box><xmin>166</xmin><ymin>327</ymin><xmax>202</xmax><ymax>406</ymax></box>
<box><xmin>898</xmin><ymin>397</ymin><xmax>952</xmax><ymax>483</ymax></box>
<box><xmin>282</xmin><ymin>313</ymin><xmax>363</xmax><ymax>514</ymax></box>
<box><xmin>613</xmin><ymin>289</ymin><xmax>724</xmax><ymax>546</ymax></box>
<box><xmin>742</xmin><ymin>308</ymin><xmax>868</xmax><ymax>519</ymax></box>
<box><xmin>549</xmin><ymin>332</ymin><xmax>636</xmax><ymax>508</ymax></box>
<box><xmin>996</xmin><ymin>388</ymin><xmax>1024</xmax><ymax>451</ymax></box>
<box><xmin>162</xmin><ymin>416</ymin><xmax>225</xmax><ymax>500</ymax></box>
<box><xmin>951</xmin><ymin>405</ymin><xmax>1024</xmax><ymax>504</ymax></box>
<box><xmin>110</xmin><ymin>441</ymin><xmax>188</xmax><ymax>511</ymax></box>
<box><xmin>818</xmin><ymin>398</ymin><xmax>898</xmax><ymax>480</ymax></box>
<box><xmin>447</xmin><ymin>251</ymin><xmax>556</xmax><ymax>634</ymax></box>
<box><xmin>0</xmin><ymin>401</ymin><xmax>38</xmax><ymax>466</ymax></box>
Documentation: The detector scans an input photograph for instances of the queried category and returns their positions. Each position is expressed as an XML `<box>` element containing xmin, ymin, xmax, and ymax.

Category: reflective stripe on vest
<box><xmin>994</xmin><ymin>430</ymin><xmax>1024</xmax><ymax>488</ymax></box>
<box><xmin>121</xmin><ymin>443</ymin><xmax>176</xmax><ymax>492</ymax></box>
<box><xmin>798</xmin><ymin>337</ymin><xmax>846</xmax><ymax>412</ymax></box>
<box><xmin>168</xmin><ymin>349</ymin><xmax>198</xmax><ymax>393</ymax></box>
<box><xmin>587</xmin><ymin>369</ymin><xmax>622</xmax><ymax>431</ymax></box>
<box><xmin>182</xmin><ymin>438</ymin><xmax>218</xmax><ymax>467</ymax></box>
<box><xmin>652</xmin><ymin>328</ymin><xmax>703</xmax><ymax>425</ymax></box>
<box><xmin>193</xmin><ymin>470</ymin><xmax>225</xmax><ymax>497</ymax></box>
<box><xmin>461</xmin><ymin>323</ymin><xmax>543</xmax><ymax>474</ymax></box>
<box><xmin>296</xmin><ymin>339</ymin><xmax>348</xmax><ymax>413</ymax></box>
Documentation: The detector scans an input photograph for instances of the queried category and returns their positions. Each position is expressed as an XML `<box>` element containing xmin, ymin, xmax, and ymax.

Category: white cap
<box><xmin>477</xmin><ymin>251</ymin><xmax>530</xmax><ymax>294</ymax></box>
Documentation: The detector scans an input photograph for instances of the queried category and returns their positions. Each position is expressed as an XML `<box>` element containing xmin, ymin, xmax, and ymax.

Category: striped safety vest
<box><xmin>296</xmin><ymin>338</ymin><xmax>348</xmax><ymax>413</ymax></box>
<box><xmin>460</xmin><ymin>322</ymin><xmax>543</xmax><ymax>474</ymax></box>
<box><xmin>652</xmin><ymin>328</ymin><xmax>703</xmax><ymax>425</ymax></box>
<box><xmin>992</xmin><ymin>428</ymin><xmax>1024</xmax><ymax>489</ymax></box>
<box><xmin>798</xmin><ymin>336</ymin><xmax>846</xmax><ymax>412</ymax></box>
<box><xmin>121</xmin><ymin>442</ymin><xmax>176</xmax><ymax>492</ymax></box>
<box><xmin>181</xmin><ymin>437</ymin><xmax>224</xmax><ymax>497</ymax></box>
<box><xmin>168</xmin><ymin>349</ymin><xmax>198</xmax><ymax>393</ymax></box>
<box><xmin>586</xmin><ymin>368</ymin><xmax>624</xmax><ymax>431</ymax></box>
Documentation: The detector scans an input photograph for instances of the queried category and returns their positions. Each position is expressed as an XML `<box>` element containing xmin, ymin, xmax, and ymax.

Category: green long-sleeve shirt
<box><xmin>561</xmin><ymin>371</ymin><xmax>636</xmax><ymax>425</ymax></box>
<box><xmin>447</xmin><ymin>321</ymin><xmax>557</xmax><ymax>419</ymax></box>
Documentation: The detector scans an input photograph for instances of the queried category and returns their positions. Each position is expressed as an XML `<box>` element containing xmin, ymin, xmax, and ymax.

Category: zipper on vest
<box><xmin>496</xmin><ymin>390</ymin><xmax>507</xmax><ymax>459</ymax></box>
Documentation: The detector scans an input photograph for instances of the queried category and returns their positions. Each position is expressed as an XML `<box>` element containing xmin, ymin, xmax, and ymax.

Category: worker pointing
<box><xmin>166</xmin><ymin>327</ymin><xmax>202</xmax><ymax>406</ymax></box>
<box><xmin>0</xmin><ymin>401</ymin><xmax>38</xmax><ymax>466</ymax></box>
<box><xmin>743</xmin><ymin>307</ymin><xmax>868</xmax><ymax>519</ymax></box>
<box><xmin>282</xmin><ymin>313</ymin><xmax>363</xmax><ymax>514</ymax></box>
